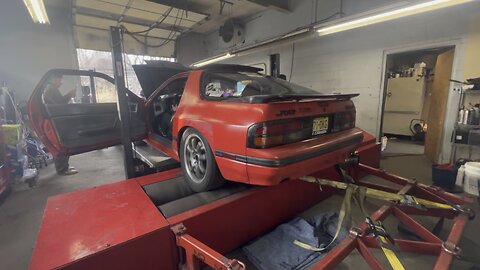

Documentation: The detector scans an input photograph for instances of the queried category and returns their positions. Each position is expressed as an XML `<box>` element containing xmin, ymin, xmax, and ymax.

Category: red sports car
<box><xmin>28</xmin><ymin>63</ymin><xmax>363</xmax><ymax>192</ymax></box>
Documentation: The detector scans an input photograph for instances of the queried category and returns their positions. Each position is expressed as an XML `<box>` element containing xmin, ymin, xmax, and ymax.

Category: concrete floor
<box><xmin>0</xmin><ymin>147</ymin><xmax>126</xmax><ymax>270</ymax></box>
<box><xmin>383</xmin><ymin>138</ymin><xmax>425</xmax><ymax>156</ymax></box>
<box><xmin>0</xmin><ymin>146</ymin><xmax>479</xmax><ymax>269</ymax></box>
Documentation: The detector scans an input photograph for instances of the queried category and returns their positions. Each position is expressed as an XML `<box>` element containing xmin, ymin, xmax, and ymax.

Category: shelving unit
<box><xmin>450</xmin><ymin>87</ymin><xmax>480</xmax><ymax>162</ymax></box>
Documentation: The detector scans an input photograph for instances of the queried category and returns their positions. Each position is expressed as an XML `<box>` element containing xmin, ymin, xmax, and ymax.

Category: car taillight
<box><xmin>332</xmin><ymin>110</ymin><xmax>356</xmax><ymax>132</ymax></box>
<box><xmin>248</xmin><ymin>120</ymin><xmax>308</xmax><ymax>148</ymax></box>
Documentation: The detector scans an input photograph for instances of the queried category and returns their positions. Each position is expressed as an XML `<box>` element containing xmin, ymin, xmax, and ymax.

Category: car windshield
<box><xmin>203</xmin><ymin>71</ymin><xmax>320</xmax><ymax>100</ymax></box>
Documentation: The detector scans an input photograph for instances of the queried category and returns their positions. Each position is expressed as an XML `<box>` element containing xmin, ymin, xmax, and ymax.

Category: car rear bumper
<box><xmin>215</xmin><ymin>128</ymin><xmax>364</xmax><ymax>185</ymax></box>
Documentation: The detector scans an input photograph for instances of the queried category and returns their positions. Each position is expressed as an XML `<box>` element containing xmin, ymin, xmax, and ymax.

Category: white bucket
<box><xmin>464</xmin><ymin>162</ymin><xmax>480</xmax><ymax>196</ymax></box>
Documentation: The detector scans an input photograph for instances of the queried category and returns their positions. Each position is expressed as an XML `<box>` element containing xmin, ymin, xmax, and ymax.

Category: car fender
<box><xmin>175</xmin><ymin>118</ymin><xmax>215</xmax><ymax>147</ymax></box>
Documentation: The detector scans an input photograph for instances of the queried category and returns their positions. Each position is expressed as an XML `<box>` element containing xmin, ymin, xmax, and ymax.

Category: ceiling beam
<box><xmin>247</xmin><ymin>0</ymin><xmax>290</xmax><ymax>12</ymax></box>
<box><xmin>147</xmin><ymin>0</ymin><xmax>210</xmax><ymax>17</ymax></box>
<box><xmin>74</xmin><ymin>24</ymin><xmax>176</xmax><ymax>41</ymax></box>
<box><xmin>73</xmin><ymin>24</ymin><xmax>176</xmax><ymax>41</ymax></box>
<box><xmin>74</xmin><ymin>6</ymin><xmax>188</xmax><ymax>33</ymax></box>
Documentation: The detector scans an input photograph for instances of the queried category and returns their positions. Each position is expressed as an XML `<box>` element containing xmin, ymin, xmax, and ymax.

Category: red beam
<box><xmin>357</xmin><ymin>239</ymin><xmax>385</xmax><ymax>270</ymax></box>
<box><xmin>395</xmin><ymin>240</ymin><xmax>441</xmax><ymax>255</ymax></box>
<box><xmin>410</xmin><ymin>185</ymin><xmax>453</xmax><ymax>205</ymax></box>
<box><xmin>393</xmin><ymin>207</ymin><xmax>442</xmax><ymax>243</ymax></box>
<box><xmin>310</xmin><ymin>205</ymin><xmax>394</xmax><ymax>270</ymax></box>
<box><xmin>433</xmin><ymin>214</ymin><xmax>469</xmax><ymax>270</ymax></box>
<box><xmin>419</xmin><ymin>184</ymin><xmax>473</xmax><ymax>205</ymax></box>
<box><xmin>395</xmin><ymin>205</ymin><xmax>457</xmax><ymax>219</ymax></box>
<box><xmin>358</xmin><ymin>163</ymin><xmax>472</xmax><ymax>205</ymax></box>
<box><xmin>355</xmin><ymin>180</ymin><xmax>400</xmax><ymax>194</ymax></box>
<box><xmin>357</xmin><ymin>163</ymin><xmax>413</xmax><ymax>186</ymax></box>
<box><xmin>172</xmin><ymin>224</ymin><xmax>245</xmax><ymax>270</ymax></box>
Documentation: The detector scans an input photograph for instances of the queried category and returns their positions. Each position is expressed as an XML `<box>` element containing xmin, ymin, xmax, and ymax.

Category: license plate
<box><xmin>312</xmin><ymin>117</ymin><xmax>328</xmax><ymax>136</ymax></box>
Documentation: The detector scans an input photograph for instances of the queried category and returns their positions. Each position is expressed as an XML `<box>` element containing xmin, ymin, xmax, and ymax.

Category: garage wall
<box><xmin>0</xmin><ymin>2</ymin><xmax>78</xmax><ymax>103</ymax></box>
<box><xmin>176</xmin><ymin>33</ymin><xmax>209</xmax><ymax>65</ymax></box>
<box><xmin>464</xmin><ymin>12</ymin><xmax>480</xmax><ymax>79</ymax></box>
<box><xmin>177</xmin><ymin>0</ymin><xmax>480</xmax><ymax>163</ymax></box>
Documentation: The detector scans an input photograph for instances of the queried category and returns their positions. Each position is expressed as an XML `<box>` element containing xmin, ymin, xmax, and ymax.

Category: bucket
<box><xmin>464</xmin><ymin>162</ymin><xmax>480</xmax><ymax>196</ymax></box>
<box><xmin>432</xmin><ymin>163</ymin><xmax>458</xmax><ymax>191</ymax></box>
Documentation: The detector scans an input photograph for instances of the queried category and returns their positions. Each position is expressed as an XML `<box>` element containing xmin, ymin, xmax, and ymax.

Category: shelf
<box><xmin>452</xmin><ymin>143</ymin><xmax>480</xmax><ymax>148</ymax></box>
<box><xmin>464</xmin><ymin>90</ymin><xmax>480</xmax><ymax>95</ymax></box>
<box><xmin>450</xmin><ymin>87</ymin><xmax>480</xmax><ymax>162</ymax></box>
<box><xmin>455</xmin><ymin>124</ymin><xmax>480</xmax><ymax>129</ymax></box>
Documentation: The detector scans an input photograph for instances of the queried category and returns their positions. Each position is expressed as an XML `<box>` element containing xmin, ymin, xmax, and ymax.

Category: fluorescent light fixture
<box><xmin>191</xmin><ymin>53</ymin><xmax>235</xmax><ymax>67</ymax></box>
<box><xmin>317</xmin><ymin>0</ymin><xmax>472</xmax><ymax>36</ymax></box>
<box><xmin>23</xmin><ymin>0</ymin><xmax>50</xmax><ymax>24</ymax></box>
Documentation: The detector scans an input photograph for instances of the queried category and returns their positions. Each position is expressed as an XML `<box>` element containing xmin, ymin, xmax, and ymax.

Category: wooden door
<box><xmin>424</xmin><ymin>49</ymin><xmax>455</xmax><ymax>162</ymax></box>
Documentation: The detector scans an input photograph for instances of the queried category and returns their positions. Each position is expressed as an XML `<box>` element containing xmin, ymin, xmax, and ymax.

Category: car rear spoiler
<box><xmin>227</xmin><ymin>93</ymin><xmax>360</xmax><ymax>104</ymax></box>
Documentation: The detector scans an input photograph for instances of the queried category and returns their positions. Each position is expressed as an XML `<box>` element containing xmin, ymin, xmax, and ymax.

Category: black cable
<box><xmin>123</xmin><ymin>9</ymin><xmax>184</xmax><ymax>48</ymax></box>
<box><xmin>314</xmin><ymin>11</ymin><xmax>344</xmax><ymax>25</ymax></box>
<box><xmin>123</xmin><ymin>7</ymin><xmax>173</xmax><ymax>35</ymax></box>
<box><xmin>289</xmin><ymin>43</ymin><xmax>295</xmax><ymax>82</ymax></box>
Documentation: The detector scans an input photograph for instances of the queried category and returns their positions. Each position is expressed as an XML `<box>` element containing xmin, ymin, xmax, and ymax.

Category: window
<box><xmin>42</xmin><ymin>74</ymin><xmax>117</xmax><ymax>105</ymax></box>
<box><xmin>202</xmin><ymin>71</ymin><xmax>319</xmax><ymax>100</ymax></box>
<box><xmin>76</xmin><ymin>48</ymin><xmax>175</xmax><ymax>98</ymax></box>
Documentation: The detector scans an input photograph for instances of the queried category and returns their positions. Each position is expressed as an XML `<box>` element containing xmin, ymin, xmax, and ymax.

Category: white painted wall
<box><xmin>0</xmin><ymin>2</ymin><xmax>78</xmax><ymax>103</ymax></box>
<box><xmin>178</xmin><ymin>0</ymin><xmax>480</xmax><ymax>163</ymax></box>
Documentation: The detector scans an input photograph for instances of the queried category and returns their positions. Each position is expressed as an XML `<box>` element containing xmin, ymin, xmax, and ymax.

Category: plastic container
<box><xmin>455</xmin><ymin>165</ymin><xmax>465</xmax><ymax>187</ymax></box>
<box><xmin>432</xmin><ymin>163</ymin><xmax>458</xmax><ymax>191</ymax></box>
<box><xmin>464</xmin><ymin>162</ymin><xmax>480</xmax><ymax>196</ymax></box>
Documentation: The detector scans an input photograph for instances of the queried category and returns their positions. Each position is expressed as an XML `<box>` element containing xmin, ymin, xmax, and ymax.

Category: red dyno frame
<box><xmin>172</xmin><ymin>163</ymin><xmax>474</xmax><ymax>270</ymax></box>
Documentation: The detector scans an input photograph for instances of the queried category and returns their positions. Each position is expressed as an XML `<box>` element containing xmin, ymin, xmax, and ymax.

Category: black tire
<box><xmin>180</xmin><ymin>128</ymin><xmax>225</xmax><ymax>192</ymax></box>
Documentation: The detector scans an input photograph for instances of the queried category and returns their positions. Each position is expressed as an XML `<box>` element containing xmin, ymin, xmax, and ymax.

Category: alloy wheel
<box><xmin>184</xmin><ymin>134</ymin><xmax>207</xmax><ymax>183</ymax></box>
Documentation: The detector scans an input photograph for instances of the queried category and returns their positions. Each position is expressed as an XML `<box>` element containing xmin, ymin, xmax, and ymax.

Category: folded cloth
<box><xmin>242</xmin><ymin>212</ymin><xmax>346</xmax><ymax>270</ymax></box>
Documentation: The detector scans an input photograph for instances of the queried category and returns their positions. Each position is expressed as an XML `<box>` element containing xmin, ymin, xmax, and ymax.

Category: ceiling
<box><xmin>49</xmin><ymin>0</ymin><xmax>288</xmax><ymax>56</ymax></box>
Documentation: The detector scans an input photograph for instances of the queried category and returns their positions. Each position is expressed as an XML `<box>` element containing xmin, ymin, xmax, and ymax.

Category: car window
<box><xmin>159</xmin><ymin>77</ymin><xmax>187</xmax><ymax>97</ymax></box>
<box><xmin>152</xmin><ymin>77</ymin><xmax>187</xmax><ymax>109</ymax></box>
<box><xmin>202</xmin><ymin>71</ymin><xmax>320</xmax><ymax>100</ymax></box>
<box><xmin>41</xmin><ymin>74</ymin><xmax>120</xmax><ymax>105</ymax></box>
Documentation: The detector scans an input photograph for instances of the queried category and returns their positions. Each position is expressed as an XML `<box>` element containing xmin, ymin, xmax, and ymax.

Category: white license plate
<box><xmin>312</xmin><ymin>117</ymin><xmax>328</xmax><ymax>136</ymax></box>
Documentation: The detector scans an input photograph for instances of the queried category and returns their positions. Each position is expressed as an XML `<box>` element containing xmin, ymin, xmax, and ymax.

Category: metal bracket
<box><xmin>349</xmin><ymin>227</ymin><xmax>364</xmax><ymax>239</ymax></box>
<box><xmin>365</xmin><ymin>217</ymin><xmax>395</xmax><ymax>245</ymax></box>
<box><xmin>171</xmin><ymin>223</ymin><xmax>187</xmax><ymax>235</ymax></box>
<box><xmin>442</xmin><ymin>241</ymin><xmax>461</xmax><ymax>257</ymax></box>
<box><xmin>398</xmin><ymin>194</ymin><xmax>426</xmax><ymax>211</ymax></box>
<box><xmin>227</xmin><ymin>260</ymin><xmax>246</xmax><ymax>270</ymax></box>
<box><xmin>344</xmin><ymin>152</ymin><xmax>360</xmax><ymax>167</ymax></box>
<box><xmin>452</xmin><ymin>205</ymin><xmax>476</xmax><ymax>220</ymax></box>
<box><xmin>171</xmin><ymin>223</ymin><xmax>246</xmax><ymax>270</ymax></box>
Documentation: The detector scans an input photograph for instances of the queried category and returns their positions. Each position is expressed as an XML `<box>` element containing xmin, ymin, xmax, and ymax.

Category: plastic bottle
<box><xmin>458</xmin><ymin>108</ymin><xmax>465</xmax><ymax>124</ymax></box>
<box><xmin>455</xmin><ymin>165</ymin><xmax>465</xmax><ymax>187</ymax></box>
<box><xmin>463</xmin><ymin>110</ymin><xmax>469</xmax><ymax>125</ymax></box>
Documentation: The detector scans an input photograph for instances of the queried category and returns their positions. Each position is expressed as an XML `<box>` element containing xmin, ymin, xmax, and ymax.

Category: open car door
<box><xmin>28</xmin><ymin>69</ymin><xmax>146</xmax><ymax>157</ymax></box>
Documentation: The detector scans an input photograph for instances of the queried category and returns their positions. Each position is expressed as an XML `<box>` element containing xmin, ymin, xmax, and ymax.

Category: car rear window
<box><xmin>202</xmin><ymin>71</ymin><xmax>320</xmax><ymax>100</ymax></box>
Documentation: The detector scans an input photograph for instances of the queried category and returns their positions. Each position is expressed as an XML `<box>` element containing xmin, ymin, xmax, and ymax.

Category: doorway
<box><xmin>380</xmin><ymin>46</ymin><xmax>455</xmax><ymax>163</ymax></box>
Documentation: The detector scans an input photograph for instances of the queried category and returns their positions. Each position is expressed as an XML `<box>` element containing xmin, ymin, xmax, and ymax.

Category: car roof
<box><xmin>134</xmin><ymin>62</ymin><xmax>264</xmax><ymax>98</ymax></box>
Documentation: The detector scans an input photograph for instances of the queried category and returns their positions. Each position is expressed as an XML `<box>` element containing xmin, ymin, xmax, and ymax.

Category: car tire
<box><xmin>180</xmin><ymin>128</ymin><xmax>225</xmax><ymax>192</ymax></box>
